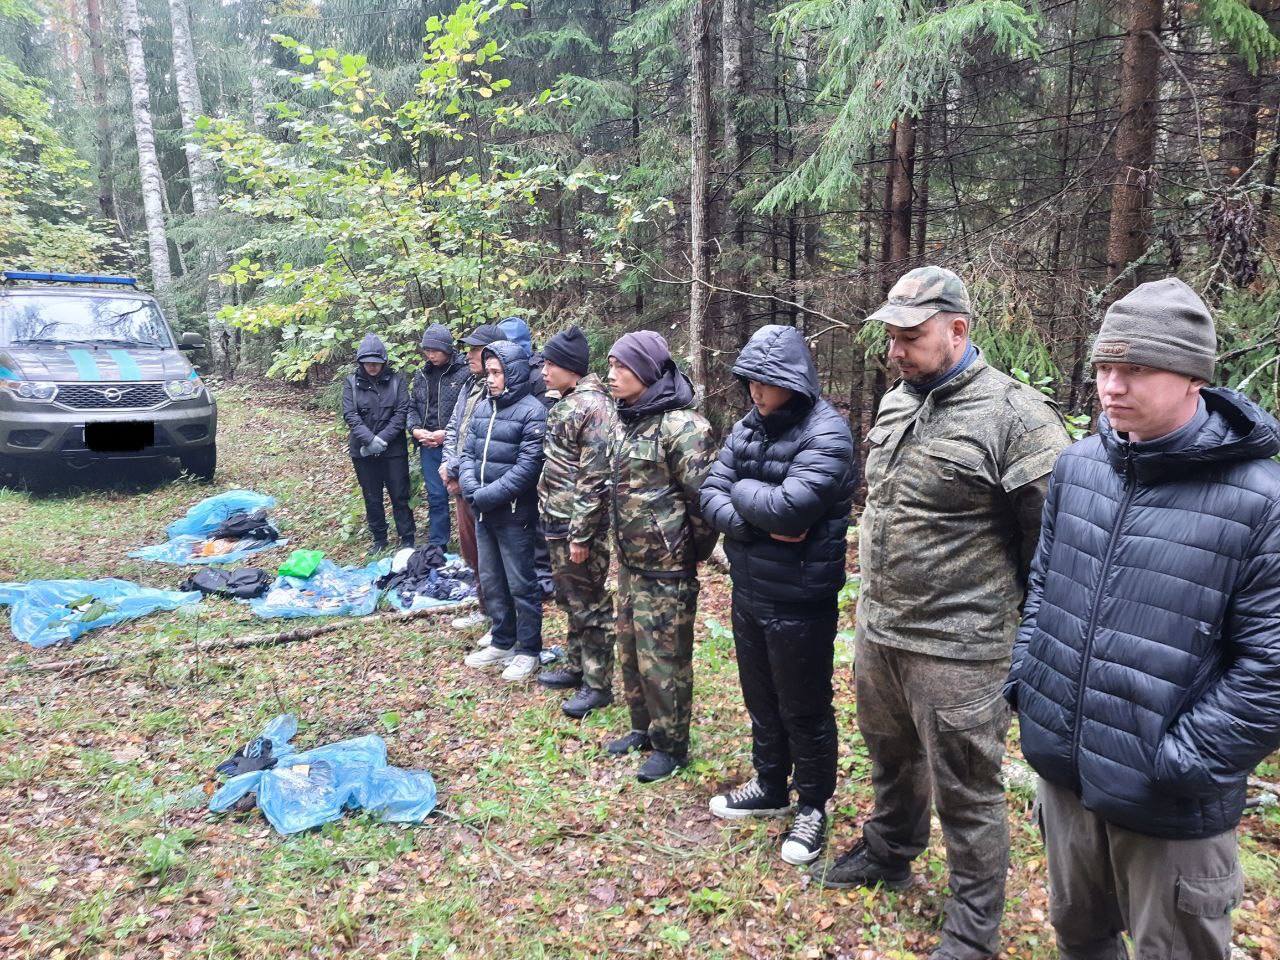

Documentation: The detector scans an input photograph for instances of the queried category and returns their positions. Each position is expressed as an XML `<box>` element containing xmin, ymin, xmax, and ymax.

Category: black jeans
<box><xmin>731</xmin><ymin>590</ymin><xmax>838</xmax><ymax>808</ymax></box>
<box><xmin>352</xmin><ymin>454</ymin><xmax>414</xmax><ymax>544</ymax></box>
<box><xmin>476</xmin><ymin>509</ymin><xmax>543</xmax><ymax>656</ymax></box>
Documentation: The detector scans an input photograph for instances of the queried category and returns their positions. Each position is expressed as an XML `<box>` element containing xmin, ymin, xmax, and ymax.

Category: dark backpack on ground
<box><xmin>180</xmin><ymin>567</ymin><xmax>272</xmax><ymax>599</ymax></box>
<box><xmin>210</xmin><ymin>508</ymin><xmax>279</xmax><ymax>542</ymax></box>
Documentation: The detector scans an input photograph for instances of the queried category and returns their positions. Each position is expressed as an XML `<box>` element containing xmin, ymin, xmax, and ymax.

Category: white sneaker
<box><xmin>780</xmin><ymin>805</ymin><xmax>827</xmax><ymax>866</ymax></box>
<box><xmin>709</xmin><ymin>778</ymin><xmax>793</xmax><ymax>820</ymax></box>
<box><xmin>464</xmin><ymin>645</ymin><xmax>514</xmax><ymax>670</ymax></box>
<box><xmin>452</xmin><ymin>611</ymin><xmax>489</xmax><ymax>630</ymax></box>
<box><xmin>476</xmin><ymin>631</ymin><xmax>493</xmax><ymax>649</ymax></box>
<box><xmin>500</xmin><ymin>654</ymin><xmax>540</xmax><ymax>682</ymax></box>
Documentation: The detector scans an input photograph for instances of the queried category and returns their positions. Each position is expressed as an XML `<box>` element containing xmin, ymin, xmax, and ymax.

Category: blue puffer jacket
<box><xmin>1009</xmin><ymin>388</ymin><xmax>1280</xmax><ymax>839</ymax></box>
<box><xmin>459</xmin><ymin>340</ymin><xmax>548</xmax><ymax>520</ymax></box>
<box><xmin>700</xmin><ymin>325</ymin><xmax>857</xmax><ymax>607</ymax></box>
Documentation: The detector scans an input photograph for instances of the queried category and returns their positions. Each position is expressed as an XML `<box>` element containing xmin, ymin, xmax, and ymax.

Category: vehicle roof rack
<box><xmin>2</xmin><ymin>271</ymin><xmax>139</xmax><ymax>287</ymax></box>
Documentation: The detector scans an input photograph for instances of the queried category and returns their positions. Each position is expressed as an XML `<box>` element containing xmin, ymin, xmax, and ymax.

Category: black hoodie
<box><xmin>342</xmin><ymin>334</ymin><xmax>409</xmax><ymax>459</ymax></box>
<box><xmin>700</xmin><ymin>325</ymin><xmax>858</xmax><ymax>606</ymax></box>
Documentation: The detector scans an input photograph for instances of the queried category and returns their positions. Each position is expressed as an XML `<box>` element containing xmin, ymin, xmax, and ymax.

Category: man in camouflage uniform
<box><xmin>817</xmin><ymin>267</ymin><xmax>1070</xmax><ymax>960</ymax></box>
<box><xmin>605</xmin><ymin>330</ymin><xmax>718</xmax><ymax>783</ymax></box>
<box><xmin>534</xmin><ymin>326</ymin><xmax>619</xmax><ymax>719</ymax></box>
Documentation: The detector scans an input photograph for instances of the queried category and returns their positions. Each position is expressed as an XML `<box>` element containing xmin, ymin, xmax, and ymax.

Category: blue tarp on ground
<box><xmin>129</xmin><ymin>490</ymin><xmax>287</xmax><ymax>565</ymax></box>
<box><xmin>0</xmin><ymin>578</ymin><xmax>201</xmax><ymax>648</ymax></box>
<box><xmin>209</xmin><ymin>714</ymin><xmax>437</xmax><ymax>835</ymax></box>
<box><xmin>250</xmin><ymin>559</ymin><xmax>389</xmax><ymax>619</ymax></box>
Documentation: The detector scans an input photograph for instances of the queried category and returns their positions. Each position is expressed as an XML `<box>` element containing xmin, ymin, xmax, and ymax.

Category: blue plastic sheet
<box><xmin>0</xmin><ymin>578</ymin><xmax>200</xmax><ymax>648</ymax></box>
<box><xmin>130</xmin><ymin>490</ymin><xmax>287</xmax><ymax>565</ymax></box>
<box><xmin>209</xmin><ymin>714</ymin><xmax>437</xmax><ymax>835</ymax></box>
<box><xmin>250</xmin><ymin>559</ymin><xmax>388</xmax><ymax>619</ymax></box>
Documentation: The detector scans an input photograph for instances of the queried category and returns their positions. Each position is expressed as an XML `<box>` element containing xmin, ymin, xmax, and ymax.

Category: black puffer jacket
<box><xmin>459</xmin><ymin>340</ymin><xmax>548</xmax><ymax>519</ymax></box>
<box><xmin>700</xmin><ymin>325</ymin><xmax>857</xmax><ymax>606</ymax></box>
<box><xmin>1009</xmin><ymin>388</ymin><xmax>1280</xmax><ymax>839</ymax></box>
<box><xmin>408</xmin><ymin>353</ymin><xmax>469</xmax><ymax>435</ymax></box>
<box><xmin>342</xmin><ymin>334</ymin><xmax>409</xmax><ymax>460</ymax></box>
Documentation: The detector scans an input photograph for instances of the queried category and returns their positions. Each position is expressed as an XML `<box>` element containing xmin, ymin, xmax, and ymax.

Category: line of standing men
<box><xmin>343</xmin><ymin>264</ymin><xmax>1280</xmax><ymax>960</ymax></box>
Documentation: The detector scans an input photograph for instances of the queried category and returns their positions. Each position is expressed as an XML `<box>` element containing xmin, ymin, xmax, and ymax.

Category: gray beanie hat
<box><xmin>1091</xmin><ymin>277</ymin><xmax>1216</xmax><ymax>382</ymax></box>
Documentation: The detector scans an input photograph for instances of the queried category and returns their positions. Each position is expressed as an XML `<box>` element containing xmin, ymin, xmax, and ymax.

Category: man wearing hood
<box><xmin>605</xmin><ymin>331</ymin><xmax>718</xmax><ymax>783</ymax></box>
<box><xmin>535</xmin><ymin>326</ymin><xmax>619</xmax><ymax>718</ymax></box>
<box><xmin>408</xmin><ymin>322</ymin><xmax>470</xmax><ymax>548</ymax></box>
<box><xmin>342</xmin><ymin>333</ymin><xmax>415</xmax><ymax>553</ymax></box>
<box><xmin>701</xmin><ymin>325</ymin><xmax>857</xmax><ymax>866</ymax></box>
<box><xmin>816</xmin><ymin>267</ymin><xmax>1069</xmax><ymax>960</ymax></box>
<box><xmin>458</xmin><ymin>339</ymin><xmax>548</xmax><ymax>682</ymax></box>
<box><xmin>1007</xmin><ymin>278</ymin><xmax>1280</xmax><ymax>960</ymax></box>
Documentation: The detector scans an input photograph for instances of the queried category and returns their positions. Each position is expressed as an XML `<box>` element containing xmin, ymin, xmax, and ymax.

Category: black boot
<box><xmin>562</xmin><ymin>686</ymin><xmax>613</xmax><ymax>719</ymax></box>
<box><xmin>367</xmin><ymin>540</ymin><xmax>388</xmax><ymax>558</ymax></box>
<box><xmin>537</xmin><ymin>667</ymin><xmax>583</xmax><ymax>690</ymax></box>
<box><xmin>637</xmin><ymin>749</ymin><xmax>686</xmax><ymax>783</ymax></box>
<box><xmin>813</xmin><ymin>838</ymin><xmax>912</xmax><ymax>890</ymax></box>
<box><xmin>605</xmin><ymin>730</ymin><xmax>651</xmax><ymax>756</ymax></box>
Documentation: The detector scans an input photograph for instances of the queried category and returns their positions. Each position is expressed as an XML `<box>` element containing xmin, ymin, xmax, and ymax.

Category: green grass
<box><xmin>1</xmin><ymin>381</ymin><xmax>1277</xmax><ymax>959</ymax></box>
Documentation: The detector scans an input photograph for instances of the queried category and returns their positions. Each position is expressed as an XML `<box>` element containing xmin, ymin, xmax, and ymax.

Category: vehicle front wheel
<box><xmin>179</xmin><ymin>444</ymin><xmax>216</xmax><ymax>482</ymax></box>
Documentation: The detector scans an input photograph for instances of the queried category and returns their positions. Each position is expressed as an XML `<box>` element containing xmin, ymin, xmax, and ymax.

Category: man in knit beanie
<box><xmin>535</xmin><ymin>327</ymin><xmax>619</xmax><ymax>718</ymax></box>
<box><xmin>1009</xmin><ymin>276</ymin><xmax>1280</xmax><ymax>959</ymax></box>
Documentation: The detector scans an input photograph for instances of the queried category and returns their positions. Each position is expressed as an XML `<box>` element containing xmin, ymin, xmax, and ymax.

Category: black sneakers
<box><xmin>562</xmin><ymin>686</ymin><xmax>612</xmax><ymax>719</ymax></box>
<box><xmin>813</xmin><ymin>838</ymin><xmax>913</xmax><ymax>890</ymax></box>
<box><xmin>780</xmin><ymin>805</ymin><xmax>827</xmax><ymax>865</ymax></box>
<box><xmin>637</xmin><ymin>750</ymin><xmax>686</xmax><ymax>783</ymax></box>
<box><xmin>606</xmin><ymin>730</ymin><xmax>651</xmax><ymax>756</ymax></box>
<box><xmin>708</xmin><ymin>778</ymin><xmax>793</xmax><ymax>819</ymax></box>
<box><xmin>537</xmin><ymin>668</ymin><xmax>583</xmax><ymax>690</ymax></box>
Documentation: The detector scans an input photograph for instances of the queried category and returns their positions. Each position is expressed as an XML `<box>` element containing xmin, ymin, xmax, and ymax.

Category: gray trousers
<box><xmin>855</xmin><ymin>636</ymin><xmax>1011</xmax><ymax>960</ymax></box>
<box><xmin>1036</xmin><ymin>777</ymin><xmax>1244</xmax><ymax>960</ymax></box>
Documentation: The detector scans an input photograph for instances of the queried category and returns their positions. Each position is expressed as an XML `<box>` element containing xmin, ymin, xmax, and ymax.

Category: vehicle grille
<box><xmin>54</xmin><ymin>382</ymin><xmax>168</xmax><ymax>410</ymax></box>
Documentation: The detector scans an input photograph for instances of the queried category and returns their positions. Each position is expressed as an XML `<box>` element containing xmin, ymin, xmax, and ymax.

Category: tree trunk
<box><xmin>84</xmin><ymin>0</ymin><xmax>116</xmax><ymax>227</ymax></box>
<box><xmin>1105</xmin><ymin>0</ymin><xmax>1163</xmax><ymax>288</ymax></box>
<box><xmin>167</xmin><ymin>0</ymin><xmax>232</xmax><ymax>376</ymax></box>
<box><xmin>119</xmin><ymin>0</ymin><xmax>172</xmax><ymax>293</ymax></box>
<box><xmin>722</xmin><ymin>0</ymin><xmax>749</xmax><ymax>347</ymax></box>
<box><xmin>888</xmin><ymin>114</ymin><xmax>916</xmax><ymax>275</ymax></box>
<box><xmin>913</xmin><ymin>108</ymin><xmax>931</xmax><ymax>258</ymax></box>
<box><xmin>689</xmin><ymin>0</ymin><xmax>713</xmax><ymax>387</ymax></box>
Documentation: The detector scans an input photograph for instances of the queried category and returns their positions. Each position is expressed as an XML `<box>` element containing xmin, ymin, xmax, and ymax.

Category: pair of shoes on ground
<box><xmin>604</xmin><ymin>730</ymin><xmax>686</xmax><ymax>783</ymax></box>
<box><xmin>708</xmin><ymin>778</ymin><xmax>827</xmax><ymax>866</ymax></box>
<box><xmin>462</xmin><ymin>643</ymin><xmax>539</xmax><ymax>681</ymax></box>
<box><xmin>537</xmin><ymin>668</ymin><xmax>612</xmax><ymax>719</ymax></box>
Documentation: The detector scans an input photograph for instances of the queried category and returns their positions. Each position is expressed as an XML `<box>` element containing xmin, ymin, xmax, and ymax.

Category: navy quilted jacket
<box><xmin>459</xmin><ymin>340</ymin><xmax>548</xmax><ymax>519</ymax></box>
<box><xmin>1008</xmin><ymin>388</ymin><xmax>1280</xmax><ymax>839</ymax></box>
<box><xmin>700</xmin><ymin>325</ymin><xmax>857</xmax><ymax>606</ymax></box>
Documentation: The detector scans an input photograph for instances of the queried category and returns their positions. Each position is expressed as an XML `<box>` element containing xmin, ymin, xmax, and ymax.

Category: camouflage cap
<box><xmin>868</xmin><ymin>266</ymin><xmax>971</xmax><ymax>328</ymax></box>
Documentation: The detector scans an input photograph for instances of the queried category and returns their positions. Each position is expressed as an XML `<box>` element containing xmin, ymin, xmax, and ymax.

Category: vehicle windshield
<box><xmin>0</xmin><ymin>294</ymin><xmax>172</xmax><ymax>349</ymax></box>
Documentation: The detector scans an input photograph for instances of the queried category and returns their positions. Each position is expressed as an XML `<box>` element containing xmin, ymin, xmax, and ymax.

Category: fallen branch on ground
<box><xmin>9</xmin><ymin>598</ymin><xmax>477</xmax><ymax>678</ymax></box>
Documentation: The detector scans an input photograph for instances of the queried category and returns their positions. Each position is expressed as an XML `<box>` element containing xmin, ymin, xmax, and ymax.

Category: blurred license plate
<box><xmin>84</xmin><ymin>421</ymin><xmax>154</xmax><ymax>452</ymax></box>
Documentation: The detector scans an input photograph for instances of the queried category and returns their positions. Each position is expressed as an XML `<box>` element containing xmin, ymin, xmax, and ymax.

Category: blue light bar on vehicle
<box><xmin>2</xmin><ymin>271</ymin><xmax>138</xmax><ymax>286</ymax></box>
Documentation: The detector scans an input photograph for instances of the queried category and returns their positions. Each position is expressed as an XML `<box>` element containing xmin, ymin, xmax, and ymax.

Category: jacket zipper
<box><xmin>1071</xmin><ymin>451</ymin><xmax>1137</xmax><ymax>778</ymax></box>
<box><xmin>478</xmin><ymin>402</ymin><xmax>498</xmax><ymax>486</ymax></box>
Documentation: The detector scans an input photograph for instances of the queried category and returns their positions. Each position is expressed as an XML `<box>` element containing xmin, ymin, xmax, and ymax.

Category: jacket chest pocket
<box><xmin>864</xmin><ymin>425</ymin><xmax>894</xmax><ymax>494</ymax></box>
<box><xmin>916</xmin><ymin>437</ymin><xmax>989</xmax><ymax>509</ymax></box>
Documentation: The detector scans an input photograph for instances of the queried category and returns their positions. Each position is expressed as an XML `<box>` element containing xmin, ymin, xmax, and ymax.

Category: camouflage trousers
<box><xmin>547</xmin><ymin>535</ymin><xmax>615</xmax><ymax>691</ymax></box>
<box><xmin>617</xmin><ymin>565</ymin><xmax>699</xmax><ymax>756</ymax></box>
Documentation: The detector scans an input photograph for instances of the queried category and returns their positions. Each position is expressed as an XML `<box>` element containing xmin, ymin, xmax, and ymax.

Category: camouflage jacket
<box><xmin>610</xmin><ymin>407</ymin><xmax>718</xmax><ymax>577</ymax></box>
<box><xmin>537</xmin><ymin>374</ymin><xmax>617</xmax><ymax>543</ymax></box>
<box><xmin>857</xmin><ymin>355</ymin><xmax>1070</xmax><ymax>660</ymax></box>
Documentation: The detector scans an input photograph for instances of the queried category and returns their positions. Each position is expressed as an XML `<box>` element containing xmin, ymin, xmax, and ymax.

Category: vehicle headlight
<box><xmin>165</xmin><ymin>377</ymin><xmax>204</xmax><ymax>401</ymax></box>
<box><xmin>2</xmin><ymin>380</ymin><xmax>58</xmax><ymax>401</ymax></box>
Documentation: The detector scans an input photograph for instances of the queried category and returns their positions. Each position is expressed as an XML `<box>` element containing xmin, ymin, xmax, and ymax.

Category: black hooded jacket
<box><xmin>459</xmin><ymin>340</ymin><xmax>548</xmax><ymax>519</ymax></box>
<box><xmin>408</xmin><ymin>352</ymin><xmax>470</xmax><ymax>436</ymax></box>
<box><xmin>700</xmin><ymin>325</ymin><xmax>858</xmax><ymax>607</ymax></box>
<box><xmin>1009</xmin><ymin>388</ymin><xmax>1280</xmax><ymax>839</ymax></box>
<box><xmin>342</xmin><ymin>334</ymin><xmax>409</xmax><ymax>460</ymax></box>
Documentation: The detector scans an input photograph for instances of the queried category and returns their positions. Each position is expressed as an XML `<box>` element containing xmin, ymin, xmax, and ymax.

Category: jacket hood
<box><xmin>482</xmin><ymin>339</ymin><xmax>533</xmax><ymax>405</ymax></box>
<box><xmin>572</xmin><ymin>372</ymin><xmax>610</xmax><ymax>398</ymax></box>
<box><xmin>1100</xmin><ymin>387</ymin><xmax>1280</xmax><ymax>483</ymax></box>
<box><xmin>731</xmin><ymin>324</ymin><xmax>821</xmax><ymax>402</ymax></box>
<box><xmin>355</xmin><ymin>333</ymin><xmax>388</xmax><ymax>364</ymax></box>
<box><xmin>618</xmin><ymin>361</ymin><xmax>695</xmax><ymax>423</ymax></box>
<box><xmin>497</xmin><ymin>317</ymin><xmax>533</xmax><ymax>356</ymax></box>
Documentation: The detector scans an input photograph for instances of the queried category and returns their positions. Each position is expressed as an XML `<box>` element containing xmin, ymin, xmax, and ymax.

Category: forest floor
<box><xmin>1</xmin><ymin>382</ymin><xmax>1278</xmax><ymax>960</ymax></box>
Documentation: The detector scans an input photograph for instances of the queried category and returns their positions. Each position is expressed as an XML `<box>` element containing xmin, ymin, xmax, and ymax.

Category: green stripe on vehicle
<box><xmin>108</xmin><ymin>349</ymin><xmax>143</xmax><ymax>381</ymax></box>
<box><xmin>67</xmin><ymin>349</ymin><xmax>101</xmax><ymax>381</ymax></box>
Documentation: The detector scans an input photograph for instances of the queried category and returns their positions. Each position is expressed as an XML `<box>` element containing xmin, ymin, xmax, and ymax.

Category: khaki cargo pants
<box><xmin>1036</xmin><ymin>777</ymin><xmax>1244</xmax><ymax>960</ymax></box>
